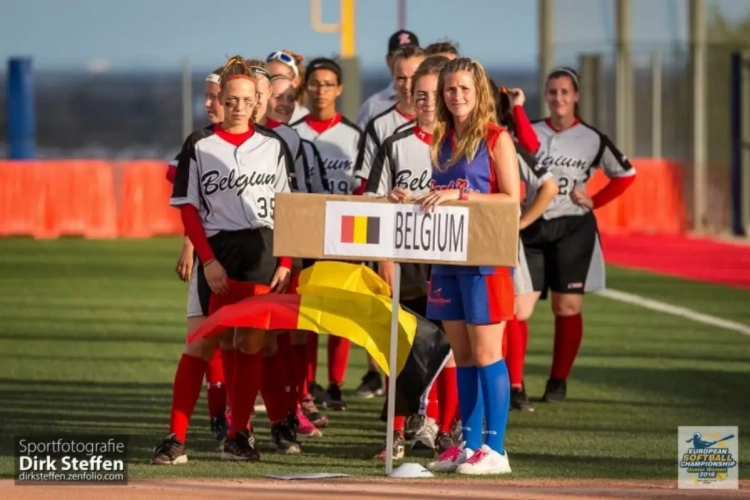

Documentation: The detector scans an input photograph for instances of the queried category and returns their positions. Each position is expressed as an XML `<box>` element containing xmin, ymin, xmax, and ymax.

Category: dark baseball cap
<box><xmin>388</xmin><ymin>30</ymin><xmax>419</xmax><ymax>54</ymax></box>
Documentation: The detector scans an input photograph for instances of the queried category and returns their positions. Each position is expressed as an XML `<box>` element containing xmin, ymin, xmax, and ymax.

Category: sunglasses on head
<box><xmin>266</xmin><ymin>51</ymin><xmax>299</xmax><ymax>77</ymax></box>
<box><xmin>248</xmin><ymin>65</ymin><xmax>272</xmax><ymax>80</ymax></box>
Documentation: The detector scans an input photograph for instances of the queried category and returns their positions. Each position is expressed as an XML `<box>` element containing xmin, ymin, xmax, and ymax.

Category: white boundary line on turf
<box><xmin>597</xmin><ymin>289</ymin><xmax>750</xmax><ymax>337</ymax></box>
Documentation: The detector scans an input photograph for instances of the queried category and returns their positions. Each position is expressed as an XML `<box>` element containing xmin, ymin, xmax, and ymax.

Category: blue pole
<box><xmin>7</xmin><ymin>57</ymin><xmax>36</xmax><ymax>159</ymax></box>
<box><xmin>730</xmin><ymin>52</ymin><xmax>744</xmax><ymax>236</ymax></box>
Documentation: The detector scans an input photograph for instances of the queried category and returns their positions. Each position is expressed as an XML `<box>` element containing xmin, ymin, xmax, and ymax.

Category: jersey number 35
<box><xmin>258</xmin><ymin>197</ymin><xmax>275</xmax><ymax>218</ymax></box>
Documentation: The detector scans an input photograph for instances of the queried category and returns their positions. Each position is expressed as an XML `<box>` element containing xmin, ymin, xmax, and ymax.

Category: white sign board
<box><xmin>323</xmin><ymin>201</ymin><xmax>469</xmax><ymax>261</ymax></box>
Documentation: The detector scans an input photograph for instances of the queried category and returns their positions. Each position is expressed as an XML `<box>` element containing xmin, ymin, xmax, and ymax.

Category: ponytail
<box><xmin>488</xmin><ymin>78</ymin><xmax>515</xmax><ymax>134</ymax></box>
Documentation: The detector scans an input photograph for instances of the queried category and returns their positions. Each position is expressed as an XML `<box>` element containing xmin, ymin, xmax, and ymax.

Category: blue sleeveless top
<box><xmin>430</xmin><ymin>123</ymin><xmax>505</xmax><ymax>276</ymax></box>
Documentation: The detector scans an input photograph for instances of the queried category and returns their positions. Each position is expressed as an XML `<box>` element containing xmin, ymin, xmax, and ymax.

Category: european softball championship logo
<box><xmin>677</xmin><ymin>426</ymin><xmax>738</xmax><ymax>489</ymax></box>
<box><xmin>340</xmin><ymin>215</ymin><xmax>381</xmax><ymax>245</ymax></box>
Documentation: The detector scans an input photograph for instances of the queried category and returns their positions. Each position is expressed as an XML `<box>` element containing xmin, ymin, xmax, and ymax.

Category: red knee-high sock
<box><xmin>228</xmin><ymin>350</ymin><xmax>263</xmax><ymax>438</ymax></box>
<box><xmin>276</xmin><ymin>333</ymin><xmax>297</xmax><ymax>414</ymax></box>
<box><xmin>520</xmin><ymin>320</ymin><xmax>529</xmax><ymax>356</ymax></box>
<box><xmin>506</xmin><ymin>316</ymin><xmax>528</xmax><ymax>388</ymax></box>
<box><xmin>221</xmin><ymin>348</ymin><xmax>236</xmax><ymax>420</ymax></box>
<box><xmin>292</xmin><ymin>342</ymin><xmax>308</xmax><ymax>403</ymax></box>
<box><xmin>305</xmin><ymin>331</ymin><xmax>318</xmax><ymax>391</ymax></box>
<box><xmin>262</xmin><ymin>349</ymin><xmax>287</xmax><ymax>424</ymax></box>
<box><xmin>205</xmin><ymin>347</ymin><xmax>226</xmax><ymax>418</ymax></box>
<box><xmin>384</xmin><ymin>376</ymin><xmax>407</xmax><ymax>432</ymax></box>
<box><xmin>170</xmin><ymin>354</ymin><xmax>209</xmax><ymax>442</ymax></box>
<box><xmin>437</xmin><ymin>366</ymin><xmax>458</xmax><ymax>433</ymax></box>
<box><xmin>394</xmin><ymin>415</ymin><xmax>406</xmax><ymax>433</ymax></box>
<box><xmin>550</xmin><ymin>313</ymin><xmax>583</xmax><ymax>380</ymax></box>
<box><xmin>327</xmin><ymin>336</ymin><xmax>350</xmax><ymax>386</ymax></box>
<box><xmin>426</xmin><ymin>377</ymin><xmax>439</xmax><ymax>421</ymax></box>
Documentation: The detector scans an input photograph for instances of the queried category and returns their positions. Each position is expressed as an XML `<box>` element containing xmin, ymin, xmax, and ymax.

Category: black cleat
<box><xmin>404</xmin><ymin>414</ymin><xmax>425</xmax><ymax>441</ymax></box>
<box><xmin>221</xmin><ymin>430</ymin><xmax>260</xmax><ymax>461</ymax></box>
<box><xmin>510</xmin><ymin>384</ymin><xmax>535</xmax><ymax>411</ymax></box>
<box><xmin>434</xmin><ymin>430</ymin><xmax>455</xmax><ymax>456</ymax></box>
<box><xmin>210</xmin><ymin>413</ymin><xmax>229</xmax><ymax>442</ymax></box>
<box><xmin>151</xmin><ymin>433</ymin><xmax>187</xmax><ymax>465</ymax></box>
<box><xmin>326</xmin><ymin>383</ymin><xmax>347</xmax><ymax>411</ymax></box>
<box><xmin>272</xmin><ymin>420</ymin><xmax>301</xmax><ymax>454</ymax></box>
<box><xmin>309</xmin><ymin>381</ymin><xmax>328</xmax><ymax>406</ymax></box>
<box><xmin>354</xmin><ymin>370</ymin><xmax>384</xmax><ymax>398</ymax></box>
<box><xmin>542</xmin><ymin>377</ymin><xmax>567</xmax><ymax>403</ymax></box>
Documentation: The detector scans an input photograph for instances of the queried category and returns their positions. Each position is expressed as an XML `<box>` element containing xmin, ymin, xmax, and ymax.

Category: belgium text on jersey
<box><xmin>395</xmin><ymin>169</ymin><xmax>432</xmax><ymax>192</ymax></box>
<box><xmin>201</xmin><ymin>169</ymin><xmax>276</xmax><ymax>197</ymax></box>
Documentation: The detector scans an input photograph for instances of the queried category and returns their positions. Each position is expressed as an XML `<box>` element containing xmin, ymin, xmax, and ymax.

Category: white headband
<box><xmin>550</xmin><ymin>67</ymin><xmax>578</xmax><ymax>86</ymax></box>
<box><xmin>206</xmin><ymin>73</ymin><xmax>221</xmax><ymax>85</ymax></box>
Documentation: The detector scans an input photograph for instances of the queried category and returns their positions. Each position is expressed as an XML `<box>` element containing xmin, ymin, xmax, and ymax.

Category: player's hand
<box><xmin>270</xmin><ymin>266</ymin><xmax>291</xmax><ymax>293</ymax></box>
<box><xmin>416</xmin><ymin>189</ymin><xmax>460</xmax><ymax>212</ymax></box>
<box><xmin>378</xmin><ymin>261</ymin><xmax>395</xmax><ymax>291</ymax></box>
<box><xmin>387</xmin><ymin>187</ymin><xmax>411</xmax><ymax>203</ymax></box>
<box><xmin>571</xmin><ymin>186</ymin><xmax>593</xmax><ymax>209</ymax></box>
<box><xmin>175</xmin><ymin>240</ymin><xmax>194</xmax><ymax>282</ymax></box>
<box><xmin>507</xmin><ymin>88</ymin><xmax>526</xmax><ymax>107</ymax></box>
<box><xmin>204</xmin><ymin>260</ymin><xmax>229</xmax><ymax>296</ymax></box>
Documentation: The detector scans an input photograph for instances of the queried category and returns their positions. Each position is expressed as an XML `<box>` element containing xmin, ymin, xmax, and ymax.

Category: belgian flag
<box><xmin>188</xmin><ymin>262</ymin><xmax>451</xmax><ymax>418</ymax></box>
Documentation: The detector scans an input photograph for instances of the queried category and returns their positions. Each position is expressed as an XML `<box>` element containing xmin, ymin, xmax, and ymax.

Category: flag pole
<box><xmin>384</xmin><ymin>262</ymin><xmax>401</xmax><ymax>475</ymax></box>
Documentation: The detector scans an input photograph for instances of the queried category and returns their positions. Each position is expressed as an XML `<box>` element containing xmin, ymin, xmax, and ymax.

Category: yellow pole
<box><xmin>340</xmin><ymin>0</ymin><xmax>356</xmax><ymax>58</ymax></box>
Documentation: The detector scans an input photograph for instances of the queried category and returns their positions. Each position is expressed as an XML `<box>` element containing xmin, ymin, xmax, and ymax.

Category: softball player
<box><xmin>266</xmin><ymin>50</ymin><xmax>310</xmax><ymax>123</ymax></box>
<box><xmin>366</xmin><ymin>55</ymin><xmax>453</xmax><ymax>460</ymax></box>
<box><xmin>152</xmin><ymin>56</ymin><xmax>295</xmax><ymax>465</ymax></box>
<box><xmin>520</xmin><ymin>67</ymin><xmax>636</xmax><ymax>404</ymax></box>
<box><xmin>419</xmin><ymin>58</ymin><xmax>519</xmax><ymax>475</ymax></box>
<box><xmin>291</xmin><ymin>57</ymin><xmax>363</xmax><ymax>414</ymax></box>
<box><xmin>356</xmin><ymin>30</ymin><xmax>420</xmax><ymax>129</ymax></box>
<box><xmin>487</xmin><ymin>81</ymin><xmax>558</xmax><ymax>412</ymax></box>
<box><xmin>166</xmin><ymin>67</ymin><xmax>229</xmax><ymax>445</ymax></box>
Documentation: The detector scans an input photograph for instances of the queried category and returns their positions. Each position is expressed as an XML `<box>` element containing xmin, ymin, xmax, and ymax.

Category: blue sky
<box><xmin>1</xmin><ymin>0</ymin><xmax>748</xmax><ymax>73</ymax></box>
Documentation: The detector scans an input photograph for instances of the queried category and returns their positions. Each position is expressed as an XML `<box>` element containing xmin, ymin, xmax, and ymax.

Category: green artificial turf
<box><xmin>0</xmin><ymin>238</ymin><xmax>748</xmax><ymax>480</ymax></box>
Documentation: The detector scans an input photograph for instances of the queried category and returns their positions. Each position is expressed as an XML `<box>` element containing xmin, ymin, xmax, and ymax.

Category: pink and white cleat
<box><xmin>426</xmin><ymin>442</ymin><xmax>473</xmax><ymax>473</ymax></box>
<box><xmin>455</xmin><ymin>445</ymin><xmax>511</xmax><ymax>475</ymax></box>
<box><xmin>296</xmin><ymin>408</ymin><xmax>322</xmax><ymax>438</ymax></box>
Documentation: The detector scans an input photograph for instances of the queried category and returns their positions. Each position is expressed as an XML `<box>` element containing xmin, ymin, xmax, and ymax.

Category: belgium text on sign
<box><xmin>323</xmin><ymin>201</ymin><xmax>469</xmax><ymax>261</ymax></box>
<box><xmin>393</xmin><ymin>205</ymin><xmax>468</xmax><ymax>261</ymax></box>
<box><xmin>15</xmin><ymin>434</ymin><xmax>129</xmax><ymax>485</ymax></box>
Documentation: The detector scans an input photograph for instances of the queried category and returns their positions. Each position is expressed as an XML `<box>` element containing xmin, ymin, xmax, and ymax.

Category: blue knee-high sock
<box><xmin>478</xmin><ymin>359</ymin><xmax>510</xmax><ymax>454</ymax></box>
<box><xmin>456</xmin><ymin>366</ymin><xmax>483</xmax><ymax>451</ymax></box>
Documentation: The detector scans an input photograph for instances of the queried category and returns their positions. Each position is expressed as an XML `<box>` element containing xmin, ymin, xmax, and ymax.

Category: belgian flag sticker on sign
<box><xmin>340</xmin><ymin>215</ymin><xmax>380</xmax><ymax>245</ymax></box>
<box><xmin>323</xmin><ymin>201</ymin><xmax>394</xmax><ymax>259</ymax></box>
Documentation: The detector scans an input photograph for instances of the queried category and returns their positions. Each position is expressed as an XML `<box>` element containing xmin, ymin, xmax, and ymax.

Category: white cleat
<box><xmin>426</xmin><ymin>441</ymin><xmax>473</xmax><ymax>473</ymax></box>
<box><xmin>455</xmin><ymin>445</ymin><xmax>511</xmax><ymax>475</ymax></box>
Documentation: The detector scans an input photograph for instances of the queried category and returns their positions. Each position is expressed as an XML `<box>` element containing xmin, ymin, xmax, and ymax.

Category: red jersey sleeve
<box><xmin>512</xmin><ymin>106</ymin><xmax>540</xmax><ymax>154</ymax></box>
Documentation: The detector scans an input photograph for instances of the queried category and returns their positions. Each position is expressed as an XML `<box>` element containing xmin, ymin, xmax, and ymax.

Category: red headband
<box><xmin>223</xmin><ymin>74</ymin><xmax>257</xmax><ymax>85</ymax></box>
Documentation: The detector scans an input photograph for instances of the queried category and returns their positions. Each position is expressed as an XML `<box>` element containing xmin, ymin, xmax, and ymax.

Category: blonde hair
<box><xmin>218</xmin><ymin>55</ymin><xmax>259</xmax><ymax>90</ymax></box>
<box><xmin>430</xmin><ymin>58</ymin><xmax>497</xmax><ymax>171</ymax></box>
